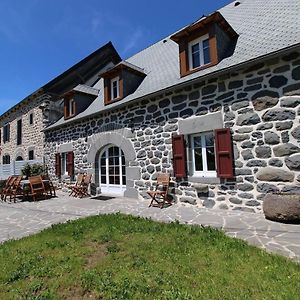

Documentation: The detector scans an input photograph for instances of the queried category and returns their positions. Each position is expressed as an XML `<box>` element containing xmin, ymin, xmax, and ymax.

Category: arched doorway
<box><xmin>99</xmin><ymin>145</ymin><xmax>126</xmax><ymax>196</ymax></box>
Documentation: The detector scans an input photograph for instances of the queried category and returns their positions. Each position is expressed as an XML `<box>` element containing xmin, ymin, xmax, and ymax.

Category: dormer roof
<box><xmin>170</xmin><ymin>12</ymin><xmax>238</xmax><ymax>43</ymax></box>
<box><xmin>99</xmin><ymin>61</ymin><xmax>146</xmax><ymax>78</ymax></box>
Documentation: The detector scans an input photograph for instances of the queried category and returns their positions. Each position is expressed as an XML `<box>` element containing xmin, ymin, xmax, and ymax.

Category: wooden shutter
<box><xmin>55</xmin><ymin>153</ymin><xmax>61</xmax><ymax>176</ymax></box>
<box><xmin>215</xmin><ymin>128</ymin><xmax>234</xmax><ymax>178</ymax></box>
<box><xmin>67</xmin><ymin>152</ymin><xmax>74</xmax><ymax>176</ymax></box>
<box><xmin>172</xmin><ymin>134</ymin><xmax>187</xmax><ymax>177</ymax></box>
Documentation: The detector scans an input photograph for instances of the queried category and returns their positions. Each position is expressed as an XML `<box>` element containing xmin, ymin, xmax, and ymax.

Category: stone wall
<box><xmin>0</xmin><ymin>94</ymin><xmax>49</xmax><ymax>164</ymax></box>
<box><xmin>45</xmin><ymin>50</ymin><xmax>300</xmax><ymax>213</ymax></box>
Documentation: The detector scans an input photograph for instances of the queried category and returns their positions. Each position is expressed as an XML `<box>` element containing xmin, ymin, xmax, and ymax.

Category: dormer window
<box><xmin>189</xmin><ymin>34</ymin><xmax>211</xmax><ymax>70</ymax></box>
<box><xmin>111</xmin><ymin>76</ymin><xmax>120</xmax><ymax>100</ymax></box>
<box><xmin>64</xmin><ymin>97</ymin><xmax>76</xmax><ymax>119</ymax></box>
<box><xmin>170</xmin><ymin>12</ymin><xmax>238</xmax><ymax>77</ymax></box>
<box><xmin>100</xmin><ymin>61</ymin><xmax>146</xmax><ymax>105</ymax></box>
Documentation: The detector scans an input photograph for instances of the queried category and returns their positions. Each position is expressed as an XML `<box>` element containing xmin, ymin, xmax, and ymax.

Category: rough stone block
<box><xmin>256</xmin><ymin>167</ymin><xmax>294</xmax><ymax>182</ymax></box>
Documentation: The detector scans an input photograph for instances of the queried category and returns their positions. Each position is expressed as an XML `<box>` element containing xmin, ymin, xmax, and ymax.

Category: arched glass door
<box><xmin>99</xmin><ymin>146</ymin><xmax>126</xmax><ymax>195</ymax></box>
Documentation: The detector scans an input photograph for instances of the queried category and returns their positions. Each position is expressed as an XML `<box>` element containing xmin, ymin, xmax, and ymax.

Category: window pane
<box><xmin>101</xmin><ymin>176</ymin><xmax>106</xmax><ymax>184</ymax></box>
<box><xmin>206</xmin><ymin>147</ymin><xmax>216</xmax><ymax>171</ymax></box>
<box><xmin>192</xmin><ymin>52</ymin><xmax>200</xmax><ymax>68</ymax></box>
<box><xmin>193</xmin><ymin>136</ymin><xmax>202</xmax><ymax>148</ymax></box>
<box><xmin>122</xmin><ymin>176</ymin><xmax>126</xmax><ymax>185</ymax></box>
<box><xmin>205</xmin><ymin>133</ymin><xmax>214</xmax><ymax>147</ymax></box>
<box><xmin>194</xmin><ymin>148</ymin><xmax>203</xmax><ymax>171</ymax></box>
<box><xmin>109</xmin><ymin>176</ymin><xmax>114</xmax><ymax>184</ymax></box>
<box><xmin>115</xmin><ymin>176</ymin><xmax>120</xmax><ymax>184</ymax></box>
<box><xmin>203</xmin><ymin>39</ymin><xmax>211</xmax><ymax>64</ymax></box>
<box><xmin>109</xmin><ymin>147</ymin><xmax>114</xmax><ymax>156</ymax></box>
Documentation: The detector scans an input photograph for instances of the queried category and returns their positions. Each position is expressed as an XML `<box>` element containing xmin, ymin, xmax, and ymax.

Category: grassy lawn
<box><xmin>0</xmin><ymin>214</ymin><xmax>299</xmax><ymax>299</ymax></box>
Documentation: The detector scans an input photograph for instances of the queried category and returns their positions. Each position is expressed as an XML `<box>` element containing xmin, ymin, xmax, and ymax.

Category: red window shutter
<box><xmin>215</xmin><ymin>128</ymin><xmax>234</xmax><ymax>178</ymax></box>
<box><xmin>67</xmin><ymin>151</ymin><xmax>75</xmax><ymax>176</ymax></box>
<box><xmin>55</xmin><ymin>153</ymin><xmax>61</xmax><ymax>176</ymax></box>
<box><xmin>172</xmin><ymin>134</ymin><xmax>187</xmax><ymax>177</ymax></box>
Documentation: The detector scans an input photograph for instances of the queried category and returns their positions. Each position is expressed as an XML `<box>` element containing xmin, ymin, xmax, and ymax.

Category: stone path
<box><xmin>0</xmin><ymin>191</ymin><xmax>299</xmax><ymax>262</ymax></box>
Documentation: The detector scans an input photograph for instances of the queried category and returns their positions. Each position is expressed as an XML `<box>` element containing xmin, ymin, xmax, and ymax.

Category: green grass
<box><xmin>0</xmin><ymin>214</ymin><xmax>299</xmax><ymax>299</ymax></box>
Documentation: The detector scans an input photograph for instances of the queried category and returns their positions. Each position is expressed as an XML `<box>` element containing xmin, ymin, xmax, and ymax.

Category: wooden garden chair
<box><xmin>42</xmin><ymin>175</ymin><xmax>56</xmax><ymax>197</ymax></box>
<box><xmin>28</xmin><ymin>176</ymin><xmax>47</xmax><ymax>201</ymax></box>
<box><xmin>147</xmin><ymin>173</ymin><xmax>172</xmax><ymax>209</ymax></box>
<box><xmin>75</xmin><ymin>174</ymin><xmax>92</xmax><ymax>198</ymax></box>
<box><xmin>4</xmin><ymin>176</ymin><xmax>23</xmax><ymax>202</ymax></box>
<box><xmin>69</xmin><ymin>174</ymin><xmax>85</xmax><ymax>197</ymax></box>
<box><xmin>1</xmin><ymin>176</ymin><xmax>15</xmax><ymax>201</ymax></box>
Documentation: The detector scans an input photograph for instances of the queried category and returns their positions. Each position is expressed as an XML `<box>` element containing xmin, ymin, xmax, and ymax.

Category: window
<box><xmin>69</xmin><ymin>99</ymin><xmax>75</xmax><ymax>116</ymax></box>
<box><xmin>17</xmin><ymin>119</ymin><xmax>22</xmax><ymax>145</ymax></box>
<box><xmin>61</xmin><ymin>153</ymin><xmax>68</xmax><ymax>175</ymax></box>
<box><xmin>110</xmin><ymin>77</ymin><xmax>120</xmax><ymax>100</ymax></box>
<box><xmin>188</xmin><ymin>34</ymin><xmax>211</xmax><ymax>70</ymax></box>
<box><xmin>29</xmin><ymin>150</ymin><xmax>34</xmax><ymax>160</ymax></box>
<box><xmin>64</xmin><ymin>98</ymin><xmax>76</xmax><ymax>119</ymax></box>
<box><xmin>29</xmin><ymin>113</ymin><xmax>34</xmax><ymax>125</ymax></box>
<box><xmin>190</xmin><ymin>132</ymin><xmax>216</xmax><ymax>177</ymax></box>
<box><xmin>3</xmin><ymin>123</ymin><xmax>10</xmax><ymax>143</ymax></box>
<box><xmin>2</xmin><ymin>155</ymin><xmax>10</xmax><ymax>165</ymax></box>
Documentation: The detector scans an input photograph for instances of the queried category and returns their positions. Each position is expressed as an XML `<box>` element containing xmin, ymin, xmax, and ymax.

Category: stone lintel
<box><xmin>178</xmin><ymin>112</ymin><xmax>223</xmax><ymax>135</ymax></box>
<box><xmin>58</xmin><ymin>143</ymin><xmax>73</xmax><ymax>153</ymax></box>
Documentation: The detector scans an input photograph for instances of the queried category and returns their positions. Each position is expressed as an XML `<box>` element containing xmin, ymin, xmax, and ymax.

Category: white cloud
<box><xmin>122</xmin><ymin>27</ymin><xmax>143</xmax><ymax>54</ymax></box>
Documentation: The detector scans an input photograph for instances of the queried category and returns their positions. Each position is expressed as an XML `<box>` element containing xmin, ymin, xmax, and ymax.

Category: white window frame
<box><xmin>68</xmin><ymin>98</ymin><xmax>75</xmax><ymax>116</ymax></box>
<box><xmin>190</xmin><ymin>132</ymin><xmax>217</xmax><ymax>177</ymax></box>
<box><xmin>188</xmin><ymin>34</ymin><xmax>210</xmax><ymax>70</ymax></box>
<box><xmin>61</xmin><ymin>153</ymin><xmax>68</xmax><ymax>175</ymax></box>
<box><xmin>110</xmin><ymin>76</ymin><xmax>120</xmax><ymax>100</ymax></box>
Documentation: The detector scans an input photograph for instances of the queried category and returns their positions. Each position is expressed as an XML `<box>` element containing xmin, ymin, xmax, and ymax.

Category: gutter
<box><xmin>44</xmin><ymin>43</ymin><xmax>300</xmax><ymax>132</ymax></box>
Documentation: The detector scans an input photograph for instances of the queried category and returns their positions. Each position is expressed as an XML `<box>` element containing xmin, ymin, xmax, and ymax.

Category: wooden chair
<box><xmin>75</xmin><ymin>174</ymin><xmax>92</xmax><ymax>198</ymax></box>
<box><xmin>42</xmin><ymin>175</ymin><xmax>56</xmax><ymax>197</ymax></box>
<box><xmin>1</xmin><ymin>176</ymin><xmax>15</xmax><ymax>201</ymax></box>
<box><xmin>4</xmin><ymin>176</ymin><xmax>23</xmax><ymax>202</ymax></box>
<box><xmin>28</xmin><ymin>176</ymin><xmax>47</xmax><ymax>201</ymax></box>
<box><xmin>147</xmin><ymin>174</ymin><xmax>171</xmax><ymax>209</ymax></box>
<box><xmin>69</xmin><ymin>174</ymin><xmax>85</xmax><ymax>197</ymax></box>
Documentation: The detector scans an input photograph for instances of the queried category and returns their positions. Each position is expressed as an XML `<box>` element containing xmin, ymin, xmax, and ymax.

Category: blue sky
<box><xmin>0</xmin><ymin>0</ymin><xmax>232</xmax><ymax>115</ymax></box>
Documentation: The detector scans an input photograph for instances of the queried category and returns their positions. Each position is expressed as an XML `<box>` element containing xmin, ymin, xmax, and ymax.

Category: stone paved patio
<box><xmin>0</xmin><ymin>191</ymin><xmax>299</xmax><ymax>262</ymax></box>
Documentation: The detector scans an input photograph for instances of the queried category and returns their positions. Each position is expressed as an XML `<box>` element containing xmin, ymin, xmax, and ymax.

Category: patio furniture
<box><xmin>28</xmin><ymin>176</ymin><xmax>47</xmax><ymax>201</ymax></box>
<box><xmin>42</xmin><ymin>175</ymin><xmax>56</xmax><ymax>197</ymax></box>
<box><xmin>69</xmin><ymin>174</ymin><xmax>85</xmax><ymax>197</ymax></box>
<box><xmin>74</xmin><ymin>174</ymin><xmax>92</xmax><ymax>198</ymax></box>
<box><xmin>1</xmin><ymin>176</ymin><xmax>15</xmax><ymax>201</ymax></box>
<box><xmin>147</xmin><ymin>173</ymin><xmax>171</xmax><ymax>209</ymax></box>
<box><xmin>4</xmin><ymin>176</ymin><xmax>23</xmax><ymax>202</ymax></box>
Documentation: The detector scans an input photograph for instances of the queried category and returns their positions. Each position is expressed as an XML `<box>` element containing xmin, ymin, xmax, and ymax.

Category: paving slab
<box><xmin>0</xmin><ymin>191</ymin><xmax>299</xmax><ymax>262</ymax></box>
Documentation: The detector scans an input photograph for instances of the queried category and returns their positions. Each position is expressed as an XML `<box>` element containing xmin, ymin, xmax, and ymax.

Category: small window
<box><xmin>188</xmin><ymin>34</ymin><xmax>211</xmax><ymax>70</ymax></box>
<box><xmin>3</xmin><ymin>123</ymin><xmax>10</xmax><ymax>143</ymax></box>
<box><xmin>189</xmin><ymin>131</ymin><xmax>216</xmax><ymax>177</ymax></box>
<box><xmin>2</xmin><ymin>155</ymin><xmax>10</xmax><ymax>165</ymax></box>
<box><xmin>61</xmin><ymin>153</ymin><xmax>68</xmax><ymax>175</ymax></box>
<box><xmin>110</xmin><ymin>77</ymin><xmax>120</xmax><ymax>100</ymax></box>
<box><xmin>17</xmin><ymin>119</ymin><xmax>22</xmax><ymax>145</ymax></box>
<box><xmin>29</xmin><ymin>150</ymin><xmax>34</xmax><ymax>160</ymax></box>
<box><xmin>64</xmin><ymin>98</ymin><xmax>76</xmax><ymax>119</ymax></box>
<box><xmin>16</xmin><ymin>156</ymin><xmax>24</xmax><ymax>161</ymax></box>
<box><xmin>69</xmin><ymin>99</ymin><xmax>75</xmax><ymax>116</ymax></box>
<box><xmin>29</xmin><ymin>113</ymin><xmax>34</xmax><ymax>125</ymax></box>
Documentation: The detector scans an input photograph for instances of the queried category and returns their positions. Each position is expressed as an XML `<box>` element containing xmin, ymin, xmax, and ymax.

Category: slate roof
<box><xmin>0</xmin><ymin>42</ymin><xmax>120</xmax><ymax>122</ymax></box>
<box><xmin>70</xmin><ymin>85</ymin><xmax>99</xmax><ymax>97</ymax></box>
<box><xmin>45</xmin><ymin>0</ymin><xmax>300</xmax><ymax>130</ymax></box>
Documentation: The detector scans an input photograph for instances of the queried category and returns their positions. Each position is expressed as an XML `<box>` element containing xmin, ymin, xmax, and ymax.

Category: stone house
<box><xmin>45</xmin><ymin>0</ymin><xmax>300</xmax><ymax>212</ymax></box>
<box><xmin>0</xmin><ymin>42</ymin><xmax>121</xmax><ymax>178</ymax></box>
